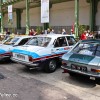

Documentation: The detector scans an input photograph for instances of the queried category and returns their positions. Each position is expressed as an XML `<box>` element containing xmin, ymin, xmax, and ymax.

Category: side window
<box><xmin>18</xmin><ymin>38</ymin><xmax>31</xmax><ymax>45</ymax></box>
<box><xmin>54</xmin><ymin>37</ymin><xmax>67</xmax><ymax>47</ymax></box>
<box><xmin>66</xmin><ymin>36</ymin><xmax>76</xmax><ymax>46</ymax></box>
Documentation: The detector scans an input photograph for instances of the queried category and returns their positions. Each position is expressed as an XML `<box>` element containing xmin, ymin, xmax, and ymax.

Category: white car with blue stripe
<box><xmin>11</xmin><ymin>34</ymin><xmax>76</xmax><ymax>73</ymax></box>
<box><xmin>0</xmin><ymin>35</ymin><xmax>34</xmax><ymax>60</ymax></box>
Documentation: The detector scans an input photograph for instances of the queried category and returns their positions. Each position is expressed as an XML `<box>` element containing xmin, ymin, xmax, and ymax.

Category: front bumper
<box><xmin>61</xmin><ymin>66</ymin><xmax>100</xmax><ymax>79</ymax></box>
<box><xmin>11</xmin><ymin>57</ymin><xmax>40</xmax><ymax>69</ymax></box>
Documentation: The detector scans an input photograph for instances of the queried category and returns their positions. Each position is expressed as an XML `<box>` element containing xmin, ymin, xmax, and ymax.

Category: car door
<box><xmin>51</xmin><ymin>36</ymin><xmax>70</xmax><ymax>55</ymax></box>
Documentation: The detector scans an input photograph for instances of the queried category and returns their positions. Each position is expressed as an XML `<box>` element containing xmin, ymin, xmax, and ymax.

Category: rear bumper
<box><xmin>61</xmin><ymin>66</ymin><xmax>100</xmax><ymax>79</ymax></box>
<box><xmin>0</xmin><ymin>56</ymin><xmax>10</xmax><ymax>60</ymax></box>
<box><xmin>11</xmin><ymin>57</ymin><xmax>40</xmax><ymax>69</ymax></box>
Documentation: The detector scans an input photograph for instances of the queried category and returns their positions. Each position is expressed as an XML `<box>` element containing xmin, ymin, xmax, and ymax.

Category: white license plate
<box><xmin>13</xmin><ymin>53</ymin><xmax>29</xmax><ymax>61</ymax></box>
<box><xmin>16</xmin><ymin>54</ymin><xmax>25</xmax><ymax>60</ymax></box>
<box><xmin>90</xmin><ymin>77</ymin><xmax>95</xmax><ymax>80</ymax></box>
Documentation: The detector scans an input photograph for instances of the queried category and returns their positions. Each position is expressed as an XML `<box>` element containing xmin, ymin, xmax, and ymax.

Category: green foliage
<box><xmin>78</xmin><ymin>25</ymin><xmax>89</xmax><ymax>37</ymax></box>
<box><xmin>36</xmin><ymin>26</ymin><xmax>43</xmax><ymax>34</ymax></box>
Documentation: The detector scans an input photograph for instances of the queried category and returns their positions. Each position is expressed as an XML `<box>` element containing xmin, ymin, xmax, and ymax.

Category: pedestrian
<box><xmin>40</xmin><ymin>30</ymin><xmax>44</xmax><ymax>35</ymax></box>
<box><xmin>95</xmin><ymin>31</ymin><xmax>100</xmax><ymax>39</ymax></box>
<box><xmin>47</xmin><ymin>28</ymin><xmax>50</xmax><ymax>34</ymax></box>
<box><xmin>4</xmin><ymin>29</ymin><xmax>10</xmax><ymax>40</ymax></box>
<box><xmin>80</xmin><ymin>31</ymin><xmax>87</xmax><ymax>40</ymax></box>
<box><xmin>29</xmin><ymin>29</ymin><xmax>33</xmax><ymax>36</ymax></box>
<box><xmin>32</xmin><ymin>29</ymin><xmax>37</xmax><ymax>35</ymax></box>
<box><xmin>49</xmin><ymin>28</ymin><xmax>55</xmax><ymax>34</ymax></box>
<box><xmin>70</xmin><ymin>29</ymin><xmax>75</xmax><ymax>38</ymax></box>
<box><xmin>88</xmin><ymin>32</ymin><xmax>94</xmax><ymax>39</ymax></box>
<box><xmin>61</xmin><ymin>29</ymin><xmax>66</xmax><ymax>35</ymax></box>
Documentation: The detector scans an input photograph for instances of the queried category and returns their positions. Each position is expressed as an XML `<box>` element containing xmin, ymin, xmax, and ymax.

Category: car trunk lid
<box><xmin>68</xmin><ymin>53</ymin><xmax>100</xmax><ymax>66</ymax></box>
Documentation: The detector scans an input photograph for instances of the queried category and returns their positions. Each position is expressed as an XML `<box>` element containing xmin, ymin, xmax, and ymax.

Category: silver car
<box><xmin>61</xmin><ymin>39</ymin><xmax>100</xmax><ymax>83</ymax></box>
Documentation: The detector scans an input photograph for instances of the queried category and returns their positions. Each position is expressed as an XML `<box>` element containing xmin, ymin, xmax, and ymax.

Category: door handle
<box><xmin>56</xmin><ymin>49</ymin><xmax>59</xmax><ymax>50</ymax></box>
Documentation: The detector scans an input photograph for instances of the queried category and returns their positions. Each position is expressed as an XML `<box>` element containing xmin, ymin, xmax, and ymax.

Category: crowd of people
<box><xmin>2</xmin><ymin>28</ymin><xmax>100</xmax><ymax>41</ymax></box>
<box><xmin>28</xmin><ymin>28</ymin><xmax>100</xmax><ymax>41</ymax></box>
<box><xmin>28</xmin><ymin>28</ymin><xmax>75</xmax><ymax>36</ymax></box>
<box><xmin>80</xmin><ymin>30</ymin><xmax>94</xmax><ymax>40</ymax></box>
<box><xmin>29</xmin><ymin>29</ymin><xmax>37</xmax><ymax>36</ymax></box>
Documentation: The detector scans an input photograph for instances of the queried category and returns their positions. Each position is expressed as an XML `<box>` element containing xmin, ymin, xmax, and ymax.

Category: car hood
<box><xmin>62</xmin><ymin>53</ymin><xmax>100</xmax><ymax>66</ymax></box>
<box><xmin>12</xmin><ymin>45</ymin><xmax>45</xmax><ymax>58</ymax></box>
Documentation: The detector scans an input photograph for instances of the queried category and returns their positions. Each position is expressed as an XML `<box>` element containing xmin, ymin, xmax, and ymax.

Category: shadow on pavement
<box><xmin>0</xmin><ymin>73</ymin><xmax>5</xmax><ymax>80</ymax></box>
<box><xmin>0</xmin><ymin>59</ymin><xmax>14</xmax><ymax>64</ymax></box>
<box><xmin>63</xmin><ymin>73</ymin><xmax>98</xmax><ymax>88</ymax></box>
<box><xmin>19</xmin><ymin>67</ymin><xmax>44</xmax><ymax>75</ymax></box>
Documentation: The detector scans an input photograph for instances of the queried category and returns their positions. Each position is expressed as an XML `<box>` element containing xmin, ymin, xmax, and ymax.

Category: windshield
<box><xmin>26</xmin><ymin>37</ymin><xmax>51</xmax><ymax>47</ymax></box>
<box><xmin>4</xmin><ymin>37</ymin><xmax>19</xmax><ymax>45</ymax></box>
<box><xmin>71</xmin><ymin>42</ymin><xmax>100</xmax><ymax>56</ymax></box>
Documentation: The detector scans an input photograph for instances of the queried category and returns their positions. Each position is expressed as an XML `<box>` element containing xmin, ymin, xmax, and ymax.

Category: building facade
<box><xmin>0</xmin><ymin>0</ymin><xmax>100</xmax><ymax>37</ymax></box>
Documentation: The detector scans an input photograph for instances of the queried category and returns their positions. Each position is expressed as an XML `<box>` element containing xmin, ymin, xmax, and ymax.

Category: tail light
<box><xmin>62</xmin><ymin>69</ymin><xmax>68</xmax><ymax>73</ymax></box>
<box><xmin>10</xmin><ymin>52</ymin><xmax>13</xmax><ymax>56</ymax></box>
<box><xmin>28</xmin><ymin>56</ymin><xmax>33</xmax><ymax>62</ymax></box>
<box><xmin>91</xmin><ymin>69</ymin><xmax>100</xmax><ymax>73</ymax></box>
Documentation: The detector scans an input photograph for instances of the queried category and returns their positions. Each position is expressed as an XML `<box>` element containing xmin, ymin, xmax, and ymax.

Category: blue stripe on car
<box><xmin>12</xmin><ymin>49</ymin><xmax>40</xmax><ymax>58</ymax></box>
<box><xmin>0</xmin><ymin>49</ymin><xmax>6</xmax><ymax>54</ymax></box>
<box><xmin>12</xmin><ymin>49</ymin><xmax>68</xmax><ymax>59</ymax></box>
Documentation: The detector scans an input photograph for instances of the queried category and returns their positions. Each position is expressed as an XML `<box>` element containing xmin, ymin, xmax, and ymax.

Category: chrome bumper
<box><xmin>61</xmin><ymin>66</ymin><xmax>100</xmax><ymax>78</ymax></box>
<box><xmin>0</xmin><ymin>56</ymin><xmax>10</xmax><ymax>60</ymax></box>
<box><xmin>11</xmin><ymin>57</ymin><xmax>39</xmax><ymax>67</ymax></box>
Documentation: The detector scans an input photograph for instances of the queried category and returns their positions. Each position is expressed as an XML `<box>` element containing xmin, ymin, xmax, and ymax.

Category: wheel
<box><xmin>25</xmin><ymin>65</ymin><xmax>32</xmax><ymax>70</ymax></box>
<box><xmin>69</xmin><ymin>72</ymin><xmax>75</xmax><ymax>77</ymax></box>
<box><xmin>96</xmin><ymin>79</ymin><xmax>100</xmax><ymax>85</ymax></box>
<box><xmin>44</xmin><ymin>59</ymin><xmax>57</xmax><ymax>73</ymax></box>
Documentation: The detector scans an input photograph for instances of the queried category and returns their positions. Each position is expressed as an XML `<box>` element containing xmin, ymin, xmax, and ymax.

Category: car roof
<box><xmin>14</xmin><ymin>35</ymin><xmax>34</xmax><ymax>39</ymax></box>
<box><xmin>34</xmin><ymin>34</ymin><xmax>73</xmax><ymax>38</ymax></box>
<box><xmin>81</xmin><ymin>39</ymin><xmax>100</xmax><ymax>43</ymax></box>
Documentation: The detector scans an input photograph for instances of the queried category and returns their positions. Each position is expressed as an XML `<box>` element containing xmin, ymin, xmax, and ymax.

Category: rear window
<box><xmin>26</xmin><ymin>37</ymin><xmax>51</xmax><ymax>47</ymax></box>
<box><xmin>72</xmin><ymin>42</ymin><xmax>100</xmax><ymax>56</ymax></box>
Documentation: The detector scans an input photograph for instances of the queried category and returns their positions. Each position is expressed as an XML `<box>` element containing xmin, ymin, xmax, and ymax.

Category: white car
<box><xmin>11</xmin><ymin>34</ymin><xmax>76</xmax><ymax>73</ymax></box>
<box><xmin>0</xmin><ymin>35</ymin><xmax>34</xmax><ymax>60</ymax></box>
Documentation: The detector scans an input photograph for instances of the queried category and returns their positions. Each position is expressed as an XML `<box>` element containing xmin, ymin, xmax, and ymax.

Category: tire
<box><xmin>96</xmin><ymin>79</ymin><xmax>100</xmax><ymax>85</ymax></box>
<box><xmin>44</xmin><ymin>59</ymin><xmax>57</xmax><ymax>73</ymax></box>
<box><xmin>69</xmin><ymin>72</ymin><xmax>75</xmax><ymax>77</ymax></box>
<box><xmin>25</xmin><ymin>65</ymin><xmax>32</xmax><ymax>70</ymax></box>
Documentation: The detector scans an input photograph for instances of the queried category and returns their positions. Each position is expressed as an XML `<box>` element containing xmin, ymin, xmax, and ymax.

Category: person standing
<box><xmin>29</xmin><ymin>29</ymin><xmax>33</xmax><ymax>36</ymax></box>
<box><xmin>4</xmin><ymin>29</ymin><xmax>10</xmax><ymax>40</ymax></box>
<box><xmin>62</xmin><ymin>29</ymin><xmax>66</xmax><ymax>35</ymax></box>
<box><xmin>47</xmin><ymin>28</ymin><xmax>50</xmax><ymax>34</ymax></box>
<box><xmin>80</xmin><ymin>31</ymin><xmax>87</xmax><ymax>40</ymax></box>
<box><xmin>70</xmin><ymin>29</ymin><xmax>75</xmax><ymax>38</ymax></box>
<box><xmin>88</xmin><ymin>32</ymin><xmax>94</xmax><ymax>39</ymax></box>
<box><xmin>49</xmin><ymin>28</ymin><xmax>55</xmax><ymax>34</ymax></box>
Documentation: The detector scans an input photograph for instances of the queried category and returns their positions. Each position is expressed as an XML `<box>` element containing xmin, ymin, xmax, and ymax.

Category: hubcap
<box><xmin>49</xmin><ymin>60</ymin><xmax>56</xmax><ymax>70</ymax></box>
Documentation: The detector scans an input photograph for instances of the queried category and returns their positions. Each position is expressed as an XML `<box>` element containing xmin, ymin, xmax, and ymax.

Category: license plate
<box><xmin>71</xmin><ymin>64</ymin><xmax>87</xmax><ymax>72</ymax></box>
<box><xmin>90</xmin><ymin>77</ymin><xmax>95</xmax><ymax>80</ymax></box>
<box><xmin>15</xmin><ymin>54</ymin><xmax>25</xmax><ymax>60</ymax></box>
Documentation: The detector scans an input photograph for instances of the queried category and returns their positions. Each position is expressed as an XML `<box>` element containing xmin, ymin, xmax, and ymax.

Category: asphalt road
<box><xmin>0</xmin><ymin>60</ymin><xmax>100</xmax><ymax>100</ymax></box>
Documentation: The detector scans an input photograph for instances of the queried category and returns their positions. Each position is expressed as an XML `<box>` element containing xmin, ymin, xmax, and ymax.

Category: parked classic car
<box><xmin>11</xmin><ymin>34</ymin><xmax>76</xmax><ymax>73</ymax></box>
<box><xmin>61</xmin><ymin>39</ymin><xmax>100</xmax><ymax>82</ymax></box>
<box><xmin>0</xmin><ymin>35</ymin><xmax>34</xmax><ymax>60</ymax></box>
